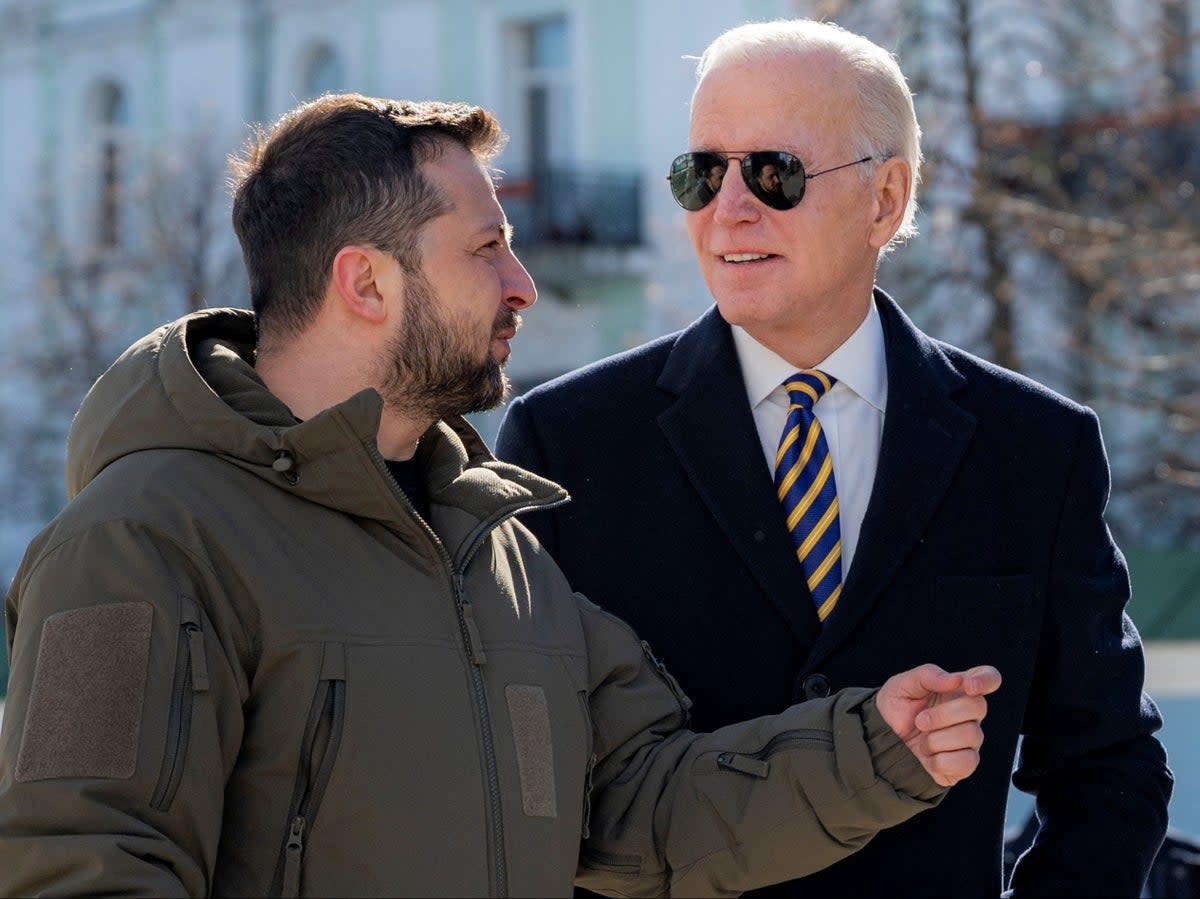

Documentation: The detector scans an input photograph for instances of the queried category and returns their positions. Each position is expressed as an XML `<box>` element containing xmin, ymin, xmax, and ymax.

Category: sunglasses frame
<box><xmin>667</xmin><ymin>150</ymin><xmax>874</xmax><ymax>211</ymax></box>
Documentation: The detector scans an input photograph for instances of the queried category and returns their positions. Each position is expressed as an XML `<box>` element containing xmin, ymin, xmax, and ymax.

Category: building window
<box><xmin>92</xmin><ymin>81</ymin><xmax>129</xmax><ymax>249</ymax></box>
<box><xmin>513</xmin><ymin>17</ymin><xmax>573</xmax><ymax>176</ymax></box>
<box><xmin>302</xmin><ymin>44</ymin><xmax>345</xmax><ymax>98</ymax></box>
<box><xmin>497</xmin><ymin>16</ymin><xmax>574</xmax><ymax>180</ymax></box>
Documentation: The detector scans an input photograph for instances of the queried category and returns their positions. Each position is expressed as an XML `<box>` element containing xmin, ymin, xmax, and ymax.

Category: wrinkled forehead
<box><xmin>688</xmin><ymin>51</ymin><xmax>856</xmax><ymax>154</ymax></box>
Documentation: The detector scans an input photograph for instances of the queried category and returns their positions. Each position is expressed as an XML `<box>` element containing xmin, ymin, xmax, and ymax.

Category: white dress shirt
<box><xmin>731</xmin><ymin>299</ymin><xmax>888</xmax><ymax>577</ymax></box>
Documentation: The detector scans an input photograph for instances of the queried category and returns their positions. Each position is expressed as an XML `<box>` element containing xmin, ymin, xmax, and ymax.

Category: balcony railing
<box><xmin>497</xmin><ymin>166</ymin><xmax>642</xmax><ymax>248</ymax></box>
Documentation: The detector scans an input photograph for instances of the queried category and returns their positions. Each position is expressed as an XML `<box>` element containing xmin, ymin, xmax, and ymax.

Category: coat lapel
<box><xmin>807</xmin><ymin>290</ymin><xmax>977</xmax><ymax>668</ymax></box>
<box><xmin>656</xmin><ymin>307</ymin><xmax>822</xmax><ymax>647</ymax></box>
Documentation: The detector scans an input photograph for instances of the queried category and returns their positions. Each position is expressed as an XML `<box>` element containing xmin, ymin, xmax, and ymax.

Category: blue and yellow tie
<box><xmin>774</xmin><ymin>371</ymin><xmax>843</xmax><ymax>621</ymax></box>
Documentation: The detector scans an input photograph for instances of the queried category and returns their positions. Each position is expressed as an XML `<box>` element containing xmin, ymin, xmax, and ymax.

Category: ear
<box><xmin>330</xmin><ymin>245</ymin><xmax>398</xmax><ymax>324</ymax></box>
<box><xmin>867</xmin><ymin>157</ymin><xmax>911</xmax><ymax>250</ymax></box>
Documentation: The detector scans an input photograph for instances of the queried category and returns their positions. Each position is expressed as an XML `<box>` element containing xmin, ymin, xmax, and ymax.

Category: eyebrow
<box><xmin>475</xmin><ymin>221</ymin><xmax>514</xmax><ymax>243</ymax></box>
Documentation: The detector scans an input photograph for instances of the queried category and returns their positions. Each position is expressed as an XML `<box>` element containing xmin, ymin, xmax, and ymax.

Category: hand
<box><xmin>876</xmin><ymin>663</ymin><xmax>1002</xmax><ymax>787</ymax></box>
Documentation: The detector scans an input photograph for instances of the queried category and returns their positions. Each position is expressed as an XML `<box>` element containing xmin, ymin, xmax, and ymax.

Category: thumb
<box><xmin>959</xmin><ymin>665</ymin><xmax>1003</xmax><ymax>696</ymax></box>
<box><xmin>899</xmin><ymin>663</ymin><xmax>963</xmax><ymax>698</ymax></box>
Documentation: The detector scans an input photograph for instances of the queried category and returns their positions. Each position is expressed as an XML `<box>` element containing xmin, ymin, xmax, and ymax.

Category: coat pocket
<box><xmin>933</xmin><ymin>574</ymin><xmax>1038</xmax><ymax>679</ymax></box>
<box><xmin>934</xmin><ymin>574</ymin><xmax>1035</xmax><ymax>636</ymax></box>
<box><xmin>271</xmin><ymin>642</ymin><xmax>348</xmax><ymax>899</ymax></box>
<box><xmin>150</xmin><ymin>596</ymin><xmax>208</xmax><ymax>811</ymax></box>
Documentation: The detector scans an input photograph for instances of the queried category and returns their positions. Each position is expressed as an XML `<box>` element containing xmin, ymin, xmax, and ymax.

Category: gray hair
<box><xmin>692</xmin><ymin>19</ymin><xmax>923</xmax><ymax>250</ymax></box>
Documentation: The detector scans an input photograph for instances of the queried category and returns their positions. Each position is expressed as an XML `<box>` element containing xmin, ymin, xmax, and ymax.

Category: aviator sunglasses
<box><xmin>667</xmin><ymin>150</ymin><xmax>873</xmax><ymax>211</ymax></box>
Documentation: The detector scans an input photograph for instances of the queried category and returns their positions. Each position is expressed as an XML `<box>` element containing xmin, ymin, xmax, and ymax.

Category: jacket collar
<box><xmin>68</xmin><ymin>308</ymin><xmax>568</xmax><ymax>558</ymax></box>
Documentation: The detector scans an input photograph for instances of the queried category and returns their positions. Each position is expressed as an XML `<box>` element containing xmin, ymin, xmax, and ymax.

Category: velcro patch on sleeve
<box><xmin>505</xmin><ymin>684</ymin><xmax>557</xmax><ymax>818</ymax></box>
<box><xmin>16</xmin><ymin>602</ymin><xmax>154</xmax><ymax>782</ymax></box>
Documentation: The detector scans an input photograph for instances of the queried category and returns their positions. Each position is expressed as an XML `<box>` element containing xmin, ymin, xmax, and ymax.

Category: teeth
<box><xmin>723</xmin><ymin>253</ymin><xmax>770</xmax><ymax>263</ymax></box>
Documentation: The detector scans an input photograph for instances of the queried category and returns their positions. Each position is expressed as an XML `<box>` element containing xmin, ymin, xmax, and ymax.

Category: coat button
<box><xmin>802</xmin><ymin>674</ymin><xmax>832</xmax><ymax>700</ymax></box>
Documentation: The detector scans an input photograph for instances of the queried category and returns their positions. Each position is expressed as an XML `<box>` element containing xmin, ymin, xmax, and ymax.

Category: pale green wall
<box><xmin>435</xmin><ymin>0</ymin><xmax>478</xmax><ymax>99</ymax></box>
<box><xmin>584</xmin><ymin>275</ymin><xmax>645</xmax><ymax>349</ymax></box>
<box><xmin>434</xmin><ymin>0</ymin><xmax>640</xmax><ymax>167</ymax></box>
<box><xmin>361</xmin><ymin>0</ymin><xmax>381</xmax><ymax>94</ymax></box>
<box><xmin>436</xmin><ymin>0</ymin><xmax>571</xmax><ymax>100</ymax></box>
<box><xmin>581</xmin><ymin>0</ymin><xmax>637</xmax><ymax>167</ymax></box>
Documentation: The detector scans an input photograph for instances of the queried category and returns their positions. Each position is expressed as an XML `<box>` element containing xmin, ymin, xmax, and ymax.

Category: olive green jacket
<box><xmin>1</xmin><ymin>309</ymin><xmax>943</xmax><ymax>897</ymax></box>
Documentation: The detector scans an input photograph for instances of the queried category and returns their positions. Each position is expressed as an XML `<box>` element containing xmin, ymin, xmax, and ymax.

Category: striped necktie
<box><xmin>774</xmin><ymin>371</ymin><xmax>843</xmax><ymax>622</ymax></box>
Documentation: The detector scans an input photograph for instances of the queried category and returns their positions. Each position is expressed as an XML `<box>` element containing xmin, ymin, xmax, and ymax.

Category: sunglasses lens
<box><xmin>669</xmin><ymin>152</ymin><xmax>727</xmax><ymax>211</ymax></box>
<box><xmin>745</xmin><ymin>151</ymin><xmax>806</xmax><ymax>210</ymax></box>
<box><xmin>669</xmin><ymin>151</ymin><xmax>809</xmax><ymax>210</ymax></box>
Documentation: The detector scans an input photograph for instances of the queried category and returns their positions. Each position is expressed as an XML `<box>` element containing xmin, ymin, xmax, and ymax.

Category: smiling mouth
<box><xmin>722</xmin><ymin>253</ymin><xmax>774</xmax><ymax>263</ymax></box>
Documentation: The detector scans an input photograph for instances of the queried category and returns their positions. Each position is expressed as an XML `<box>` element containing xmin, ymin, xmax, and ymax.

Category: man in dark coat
<box><xmin>497</xmin><ymin>18</ymin><xmax>1172</xmax><ymax>899</ymax></box>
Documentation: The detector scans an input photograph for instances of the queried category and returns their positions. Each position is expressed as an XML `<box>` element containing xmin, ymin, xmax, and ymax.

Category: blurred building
<box><xmin>1</xmin><ymin>0</ymin><xmax>1198</xmax><ymax>844</ymax></box>
<box><xmin>0</xmin><ymin>0</ymin><xmax>742</xmax><ymax>420</ymax></box>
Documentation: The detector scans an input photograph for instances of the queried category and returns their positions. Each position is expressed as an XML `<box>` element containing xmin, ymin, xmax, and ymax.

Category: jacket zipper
<box><xmin>449</xmin><ymin>499</ymin><xmax>570</xmax><ymax>898</ymax></box>
<box><xmin>151</xmin><ymin>597</ymin><xmax>207</xmax><ymax>811</ymax></box>
<box><xmin>367</xmin><ymin>442</ymin><xmax>567</xmax><ymax>898</ymax></box>
<box><xmin>454</xmin><ymin>571</ymin><xmax>507</xmax><ymax>897</ymax></box>
<box><xmin>581</xmin><ymin>750</ymin><xmax>598</xmax><ymax>840</ymax></box>
<box><xmin>639</xmin><ymin>640</ymin><xmax>691</xmax><ymax>728</ymax></box>
<box><xmin>715</xmin><ymin>729</ymin><xmax>834</xmax><ymax>778</ymax></box>
<box><xmin>272</xmin><ymin>642</ymin><xmax>347</xmax><ymax>898</ymax></box>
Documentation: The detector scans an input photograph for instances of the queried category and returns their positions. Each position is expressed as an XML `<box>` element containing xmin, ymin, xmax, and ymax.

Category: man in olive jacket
<box><xmin>0</xmin><ymin>94</ymin><xmax>999</xmax><ymax>898</ymax></box>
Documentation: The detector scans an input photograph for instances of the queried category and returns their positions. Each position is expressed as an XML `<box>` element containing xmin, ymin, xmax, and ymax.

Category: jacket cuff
<box><xmin>861</xmin><ymin>694</ymin><xmax>944</xmax><ymax>801</ymax></box>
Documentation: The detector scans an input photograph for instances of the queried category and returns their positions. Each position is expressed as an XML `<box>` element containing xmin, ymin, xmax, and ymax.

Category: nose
<box><xmin>711</xmin><ymin>165</ymin><xmax>761</xmax><ymax>226</ymax></box>
<box><xmin>502</xmin><ymin>249</ymin><xmax>537</xmax><ymax>310</ymax></box>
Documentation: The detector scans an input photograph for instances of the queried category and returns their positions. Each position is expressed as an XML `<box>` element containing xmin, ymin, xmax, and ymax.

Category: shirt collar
<box><xmin>732</xmin><ymin>297</ymin><xmax>888</xmax><ymax>412</ymax></box>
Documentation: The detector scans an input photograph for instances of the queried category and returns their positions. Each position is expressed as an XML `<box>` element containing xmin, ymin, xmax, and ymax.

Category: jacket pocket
<box><xmin>934</xmin><ymin>574</ymin><xmax>1033</xmax><ymax>611</ymax></box>
<box><xmin>150</xmin><ymin>596</ymin><xmax>208</xmax><ymax>811</ymax></box>
<box><xmin>271</xmin><ymin>642</ymin><xmax>347</xmax><ymax>899</ymax></box>
<box><xmin>690</xmin><ymin>729</ymin><xmax>837</xmax><ymax>834</ymax></box>
<box><xmin>934</xmin><ymin>575</ymin><xmax>1034</xmax><ymax>638</ymax></box>
<box><xmin>708</xmin><ymin>729</ymin><xmax>834</xmax><ymax>780</ymax></box>
<box><xmin>639</xmin><ymin>640</ymin><xmax>692</xmax><ymax>728</ymax></box>
<box><xmin>580</xmin><ymin>748</ymin><xmax>598</xmax><ymax>840</ymax></box>
<box><xmin>561</xmin><ymin>653</ymin><xmax>596</xmax><ymax>839</ymax></box>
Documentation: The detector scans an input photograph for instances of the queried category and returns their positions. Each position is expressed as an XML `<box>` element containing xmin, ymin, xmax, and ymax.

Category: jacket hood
<box><xmin>66</xmin><ymin>307</ymin><xmax>565</xmax><ymax>522</ymax></box>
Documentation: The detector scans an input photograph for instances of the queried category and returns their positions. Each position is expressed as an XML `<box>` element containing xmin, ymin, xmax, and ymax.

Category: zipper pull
<box><xmin>717</xmin><ymin>752</ymin><xmax>771</xmax><ymax>778</ymax></box>
<box><xmin>282</xmin><ymin>815</ymin><xmax>306</xmax><ymax>897</ymax></box>
<box><xmin>181</xmin><ymin>598</ymin><xmax>209</xmax><ymax>693</ymax></box>
<box><xmin>454</xmin><ymin>574</ymin><xmax>487</xmax><ymax>666</ymax></box>
<box><xmin>461</xmin><ymin>600</ymin><xmax>488</xmax><ymax>666</ymax></box>
<box><xmin>186</xmin><ymin>625</ymin><xmax>209</xmax><ymax>693</ymax></box>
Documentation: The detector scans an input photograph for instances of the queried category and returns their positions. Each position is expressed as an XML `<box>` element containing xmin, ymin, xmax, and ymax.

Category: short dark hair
<box><xmin>229</xmin><ymin>93</ymin><xmax>506</xmax><ymax>345</ymax></box>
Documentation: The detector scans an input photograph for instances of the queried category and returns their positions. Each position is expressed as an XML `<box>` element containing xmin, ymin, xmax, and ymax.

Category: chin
<box><xmin>712</xmin><ymin>295</ymin><xmax>765</xmax><ymax>327</ymax></box>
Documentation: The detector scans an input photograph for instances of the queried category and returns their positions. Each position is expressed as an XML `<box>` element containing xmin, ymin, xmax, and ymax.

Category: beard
<box><xmin>377</xmin><ymin>269</ymin><xmax>518</xmax><ymax>421</ymax></box>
